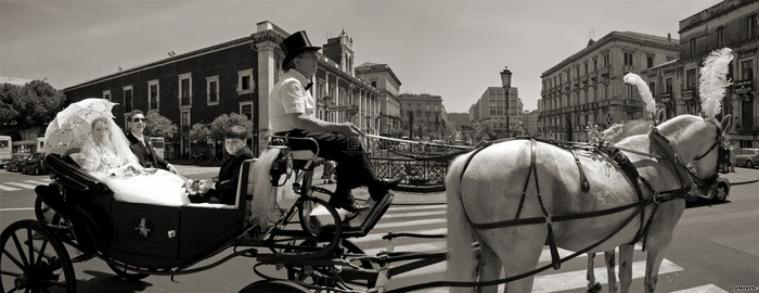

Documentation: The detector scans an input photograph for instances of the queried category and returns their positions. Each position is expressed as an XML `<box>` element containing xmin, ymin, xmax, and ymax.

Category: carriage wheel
<box><xmin>0</xmin><ymin>219</ymin><xmax>76</xmax><ymax>293</ymax></box>
<box><xmin>239</xmin><ymin>280</ymin><xmax>308</xmax><ymax>293</ymax></box>
<box><xmin>285</xmin><ymin>239</ymin><xmax>378</xmax><ymax>287</ymax></box>
<box><xmin>105</xmin><ymin>261</ymin><xmax>150</xmax><ymax>281</ymax></box>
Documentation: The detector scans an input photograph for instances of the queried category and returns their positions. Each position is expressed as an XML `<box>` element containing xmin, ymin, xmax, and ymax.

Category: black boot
<box><xmin>368</xmin><ymin>178</ymin><xmax>401</xmax><ymax>200</ymax></box>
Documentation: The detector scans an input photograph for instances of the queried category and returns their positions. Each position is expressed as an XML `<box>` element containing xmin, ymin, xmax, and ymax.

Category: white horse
<box><xmin>447</xmin><ymin>114</ymin><xmax>730</xmax><ymax>293</ymax></box>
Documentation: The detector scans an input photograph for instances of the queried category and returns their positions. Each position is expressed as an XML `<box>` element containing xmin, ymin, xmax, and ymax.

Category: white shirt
<box><xmin>268</xmin><ymin>70</ymin><xmax>315</xmax><ymax>134</ymax></box>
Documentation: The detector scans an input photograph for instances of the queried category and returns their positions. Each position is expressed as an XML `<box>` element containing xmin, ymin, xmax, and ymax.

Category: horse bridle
<box><xmin>674</xmin><ymin>119</ymin><xmax>726</xmax><ymax>190</ymax></box>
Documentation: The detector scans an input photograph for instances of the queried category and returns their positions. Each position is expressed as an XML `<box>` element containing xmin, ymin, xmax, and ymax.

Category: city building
<box><xmin>63</xmin><ymin>21</ymin><xmax>385</xmax><ymax>158</ymax></box>
<box><xmin>355</xmin><ymin>62</ymin><xmax>402</xmax><ymax>137</ymax></box>
<box><xmin>398</xmin><ymin>93</ymin><xmax>451</xmax><ymax>139</ymax></box>
<box><xmin>522</xmin><ymin>109</ymin><xmax>540</xmax><ymax>136</ymax></box>
<box><xmin>468</xmin><ymin>67</ymin><xmax>523</xmax><ymax>138</ymax></box>
<box><xmin>446</xmin><ymin>112</ymin><xmax>473</xmax><ymax>141</ymax></box>
<box><xmin>643</xmin><ymin>0</ymin><xmax>758</xmax><ymax>147</ymax></box>
<box><xmin>539</xmin><ymin>31</ymin><xmax>679</xmax><ymax>141</ymax></box>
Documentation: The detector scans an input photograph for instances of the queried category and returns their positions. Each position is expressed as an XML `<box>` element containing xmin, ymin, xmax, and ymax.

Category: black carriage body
<box><xmin>41</xmin><ymin>153</ymin><xmax>253</xmax><ymax>269</ymax></box>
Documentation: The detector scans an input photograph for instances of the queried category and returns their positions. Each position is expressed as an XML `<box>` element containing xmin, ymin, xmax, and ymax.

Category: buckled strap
<box><xmin>569</xmin><ymin>149</ymin><xmax>590</xmax><ymax>192</ymax></box>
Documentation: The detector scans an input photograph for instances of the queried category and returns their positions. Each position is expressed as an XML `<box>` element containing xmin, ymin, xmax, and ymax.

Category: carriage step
<box><xmin>309</xmin><ymin>192</ymin><xmax>394</xmax><ymax>239</ymax></box>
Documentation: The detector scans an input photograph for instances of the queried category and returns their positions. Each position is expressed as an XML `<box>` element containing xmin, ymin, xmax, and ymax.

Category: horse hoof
<box><xmin>587</xmin><ymin>282</ymin><xmax>602</xmax><ymax>293</ymax></box>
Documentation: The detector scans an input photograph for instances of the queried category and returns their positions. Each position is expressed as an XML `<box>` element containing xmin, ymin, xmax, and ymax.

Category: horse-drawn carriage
<box><xmin>0</xmin><ymin>136</ymin><xmax>454</xmax><ymax>293</ymax></box>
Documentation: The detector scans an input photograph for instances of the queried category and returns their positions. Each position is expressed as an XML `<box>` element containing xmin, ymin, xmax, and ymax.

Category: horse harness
<box><xmin>456</xmin><ymin>120</ymin><xmax>725</xmax><ymax>275</ymax></box>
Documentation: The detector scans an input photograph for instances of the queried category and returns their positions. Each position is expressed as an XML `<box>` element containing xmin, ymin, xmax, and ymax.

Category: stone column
<box><xmin>255</xmin><ymin>40</ymin><xmax>278</xmax><ymax>155</ymax></box>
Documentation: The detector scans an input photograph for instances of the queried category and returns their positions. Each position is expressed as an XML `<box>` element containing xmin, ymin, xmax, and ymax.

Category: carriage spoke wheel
<box><xmin>0</xmin><ymin>220</ymin><xmax>76</xmax><ymax>293</ymax></box>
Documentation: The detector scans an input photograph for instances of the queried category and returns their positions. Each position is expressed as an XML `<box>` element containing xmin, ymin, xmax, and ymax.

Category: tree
<box><xmin>209</xmin><ymin>113</ymin><xmax>253</xmax><ymax>139</ymax></box>
<box><xmin>0</xmin><ymin>80</ymin><xmax>66</xmax><ymax>140</ymax></box>
<box><xmin>144</xmin><ymin>110</ymin><xmax>178</xmax><ymax>139</ymax></box>
<box><xmin>189</xmin><ymin>123</ymin><xmax>210</xmax><ymax>144</ymax></box>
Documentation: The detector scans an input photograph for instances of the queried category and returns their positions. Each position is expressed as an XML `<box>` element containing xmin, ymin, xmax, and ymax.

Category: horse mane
<box><xmin>656</xmin><ymin>115</ymin><xmax>704</xmax><ymax>138</ymax></box>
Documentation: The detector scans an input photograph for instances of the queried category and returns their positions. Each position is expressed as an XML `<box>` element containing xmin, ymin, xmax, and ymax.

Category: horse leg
<box><xmin>447</xmin><ymin>177</ymin><xmax>479</xmax><ymax>292</ymax></box>
<box><xmin>586</xmin><ymin>253</ymin><xmax>602</xmax><ymax>293</ymax></box>
<box><xmin>604</xmin><ymin>250</ymin><xmax>617</xmax><ymax>293</ymax></box>
<box><xmin>481</xmin><ymin>226</ymin><xmax>545</xmax><ymax>293</ymax></box>
<box><xmin>478</xmin><ymin>242</ymin><xmax>503</xmax><ymax>293</ymax></box>
<box><xmin>618</xmin><ymin>244</ymin><xmax>634</xmax><ymax>293</ymax></box>
<box><xmin>644</xmin><ymin>240</ymin><xmax>671</xmax><ymax>293</ymax></box>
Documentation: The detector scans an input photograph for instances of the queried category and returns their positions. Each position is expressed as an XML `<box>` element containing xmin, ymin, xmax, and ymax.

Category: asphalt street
<box><xmin>1</xmin><ymin>167</ymin><xmax>758</xmax><ymax>292</ymax></box>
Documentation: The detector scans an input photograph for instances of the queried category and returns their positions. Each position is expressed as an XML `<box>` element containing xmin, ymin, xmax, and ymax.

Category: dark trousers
<box><xmin>278</xmin><ymin>129</ymin><xmax>378</xmax><ymax>204</ymax></box>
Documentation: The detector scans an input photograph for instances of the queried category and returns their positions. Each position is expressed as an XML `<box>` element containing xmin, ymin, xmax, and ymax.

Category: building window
<box><xmin>180</xmin><ymin>110</ymin><xmax>191</xmax><ymax>157</ymax></box>
<box><xmin>746</xmin><ymin>15</ymin><xmax>757</xmax><ymax>39</ymax></box>
<box><xmin>102</xmin><ymin>90</ymin><xmax>111</xmax><ymax>101</ymax></box>
<box><xmin>686</xmin><ymin>69</ymin><xmax>697</xmax><ymax>89</ymax></box>
<box><xmin>206</xmin><ymin>75</ymin><xmax>219</xmax><ymax>106</ymax></box>
<box><xmin>647</xmin><ymin>56</ymin><xmax>654</xmax><ymax>68</ymax></box>
<box><xmin>237</xmin><ymin>68</ymin><xmax>254</xmax><ymax>93</ymax></box>
<box><xmin>371</xmin><ymin>80</ymin><xmax>377</xmax><ymax>88</ymax></box>
<box><xmin>603</xmin><ymin>54</ymin><xmax>609</xmax><ymax>66</ymax></box>
<box><xmin>690</xmin><ymin>38</ymin><xmax>696</xmax><ymax>57</ymax></box>
<box><xmin>742</xmin><ymin>60</ymin><xmax>754</xmax><ymax>80</ymax></box>
<box><xmin>717</xmin><ymin>27</ymin><xmax>725</xmax><ymax>47</ymax></box>
<box><xmin>240</xmin><ymin>102</ymin><xmax>253</xmax><ymax>120</ymax></box>
<box><xmin>593</xmin><ymin>57</ymin><xmax>598</xmax><ymax>70</ymax></box>
<box><xmin>123</xmin><ymin>85</ymin><xmax>133</xmax><ymax>113</ymax></box>
<box><xmin>148</xmin><ymin>79</ymin><xmax>159</xmax><ymax>111</ymax></box>
<box><xmin>665</xmin><ymin>77</ymin><xmax>673</xmax><ymax>93</ymax></box>
<box><xmin>649</xmin><ymin>82</ymin><xmax>656</xmax><ymax>95</ymax></box>
<box><xmin>178</xmin><ymin>73</ymin><xmax>192</xmax><ymax>107</ymax></box>
<box><xmin>624</xmin><ymin>52</ymin><xmax>633</xmax><ymax>66</ymax></box>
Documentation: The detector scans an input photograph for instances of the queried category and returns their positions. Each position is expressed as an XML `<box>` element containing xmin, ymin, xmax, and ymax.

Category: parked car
<box><xmin>22</xmin><ymin>152</ymin><xmax>47</xmax><ymax>175</ymax></box>
<box><xmin>6</xmin><ymin>153</ymin><xmax>30</xmax><ymax>172</ymax></box>
<box><xmin>735</xmin><ymin>148</ymin><xmax>759</xmax><ymax>168</ymax></box>
<box><xmin>689</xmin><ymin>174</ymin><xmax>730</xmax><ymax>203</ymax></box>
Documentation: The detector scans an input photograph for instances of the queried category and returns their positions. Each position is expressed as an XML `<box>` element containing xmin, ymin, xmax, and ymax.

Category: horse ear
<box><xmin>655</xmin><ymin>108</ymin><xmax>665</xmax><ymax>123</ymax></box>
<box><xmin>720</xmin><ymin>114</ymin><xmax>732</xmax><ymax>130</ymax></box>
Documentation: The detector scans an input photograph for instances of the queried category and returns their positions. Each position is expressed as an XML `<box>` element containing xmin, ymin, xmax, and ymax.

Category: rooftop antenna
<box><xmin>588</xmin><ymin>28</ymin><xmax>596</xmax><ymax>40</ymax></box>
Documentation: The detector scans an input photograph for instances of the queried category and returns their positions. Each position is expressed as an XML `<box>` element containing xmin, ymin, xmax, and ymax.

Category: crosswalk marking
<box><xmin>24</xmin><ymin>180</ymin><xmax>50</xmax><ymax>185</ymax></box>
<box><xmin>0</xmin><ymin>184</ymin><xmax>22</xmax><ymax>191</ymax></box>
<box><xmin>3</xmin><ymin>182</ymin><xmax>37</xmax><ymax>189</ymax></box>
<box><xmin>353</xmin><ymin>227</ymin><xmax>447</xmax><ymax>244</ymax></box>
<box><xmin>374</xmin><ymin>218</ymin><xmax>446</xmax><ymax>229</ymax></box>
<box><xmin>364</xmin><ymin>240</ymin><xmax>446</xmax><ymax>256</ymax></box>
<box><xmin>383</xmin><ymin>210</ymin><xmax>446</xmax><ymax>219</ymax></box>
<box><xmin>671</xmin><ymin>284</ymin><xmax>729</xmax><ymax>293</ymax></box>
<box><xmin>386</xmin><ymin>205</ymin><xmax>447</xmax><ymax>213</ymax></box>
<box><xmin>533</xmin><ymin>259</ymin><xmax>682</xmax><ymax>293</ymax></box>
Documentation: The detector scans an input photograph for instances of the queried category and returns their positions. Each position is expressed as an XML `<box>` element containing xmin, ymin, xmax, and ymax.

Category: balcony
<box><xmin>734</xmin><ymin>79</ymin><xmax>753</xmax><ymax>94</ymax></box>
<box><xmin>682</xmin><ymin>88</ymin><xmax>697</xmax><ymax>100</ymax></box>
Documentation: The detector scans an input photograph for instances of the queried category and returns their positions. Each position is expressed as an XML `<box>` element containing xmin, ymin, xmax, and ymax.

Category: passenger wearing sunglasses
<box><xmin>125</xmin><ymin>110</ymin><xmax>178</xmax><ymax>174</ymax></box>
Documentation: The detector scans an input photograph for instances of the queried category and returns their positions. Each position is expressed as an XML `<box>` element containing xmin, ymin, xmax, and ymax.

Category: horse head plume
<box><xmin>623</xmin><ymin>73</ymin><xmax>656</xmax><ymax>119</ymax></box>
<box><xmin>699</xmin><ymin>48</ymin><xmax>733</xmax><ymax>118</ymax></box>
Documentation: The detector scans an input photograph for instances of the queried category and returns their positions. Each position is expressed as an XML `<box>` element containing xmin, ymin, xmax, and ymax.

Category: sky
<box><xmin>0</xmin><ymin>0</ymin><xmax>724</xmax><ymax>113</ymax></box>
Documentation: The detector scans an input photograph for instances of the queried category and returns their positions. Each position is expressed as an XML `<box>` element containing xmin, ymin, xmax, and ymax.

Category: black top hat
<box><xmin>281</xmin><ymin>31</ymin><xmax>321</xmax><ymax>70</ymax></box>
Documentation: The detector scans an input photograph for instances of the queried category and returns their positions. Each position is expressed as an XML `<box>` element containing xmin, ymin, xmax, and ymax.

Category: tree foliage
<box><xmin>189</xmin><ymin>123</ymin><xmax>210</xmax><ymax>144</ymax></box>
<box><xmin>144</xmin><ymin>110</ymin><xmax>178</xmax><ymax>139</ymax></box>
<box><xmin>0</xmin><ymin>80</ymin><xmax>66</xmax><ymax>127</ymax></box>
<box><xmin>209</xmin><ymin>113</ymin><xmax>253</xmax><ymax>139</ymax></box>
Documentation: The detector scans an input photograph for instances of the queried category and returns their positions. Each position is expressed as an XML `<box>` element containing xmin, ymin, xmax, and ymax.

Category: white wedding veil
<box><xmin>76</xmin><ymin>115</ymin><xmax>141</xmax><ymax>172</ymax></box>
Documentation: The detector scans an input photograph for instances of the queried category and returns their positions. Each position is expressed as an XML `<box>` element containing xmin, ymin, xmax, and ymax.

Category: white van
<box><xmin>0</xmin><ymin>135</ymin><xmax>11</xmax><ymax>168</ymax></box>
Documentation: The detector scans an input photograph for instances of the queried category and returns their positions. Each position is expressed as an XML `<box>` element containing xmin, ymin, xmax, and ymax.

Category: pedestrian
<box><xmin>268</xmin><ymin>30</ymin><xmax>400</xmax><ymax>212</ymax></box>
<box><xmin>321</xmin><ymin>159</ymin><xmax>336</xmax><ymax>184</ymax></box>
<box><xmin>125</xmin><ymin>110</ymin><xmax>178</xmax><ymax>174</ymax></box>
<box><xmin>729</xmin><ymin>142</ymin><xmax>736</xmax><ymax>173</ymax></box>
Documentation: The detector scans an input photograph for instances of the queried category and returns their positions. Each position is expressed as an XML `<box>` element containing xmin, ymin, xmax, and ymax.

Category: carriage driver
<box><xmin>269</xmin><ymin>31</ymin><xmax>400</xmax><ymax>212</ymax></box>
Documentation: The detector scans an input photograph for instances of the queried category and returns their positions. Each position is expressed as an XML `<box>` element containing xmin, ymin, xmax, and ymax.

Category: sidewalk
<box><xmin>726</xmin><ymin>167</ymin><xmax>759</xmax><ymax>185</ymax></box>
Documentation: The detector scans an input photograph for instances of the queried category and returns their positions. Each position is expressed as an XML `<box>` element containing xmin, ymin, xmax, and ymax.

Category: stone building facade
<box><xmin>643</xmin><ymin>0</ymin><xmax>758</xmax><ymax>147</ymax></box>
<box><xmin>355</xmin><ymin>62</ymin><xmax>402</xmax><ymax>136</ymax></box>
<box><xmin>64</xmin><ymin>21</ymin><xmax>388</xmax><ymax>158</ymax></box>
<box><xmin>468</xmin><ymin>67</ymin><xmax>523</xmax><ymax>138</ymax></box>
<box><xmin>538</xmin><ymin>31</ymin><xmax>679</xmax><ymax>141</ymax></box>
<box><xmin>398</xmin><ymin>93</ymin><xmax>450</xmax><ymax>139</ymax></box>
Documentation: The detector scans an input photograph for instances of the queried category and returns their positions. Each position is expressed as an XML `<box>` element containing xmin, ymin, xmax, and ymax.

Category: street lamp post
<box><xmin>500</xmin><ymin>66</ymin><xmax>512</xmax><ymax>138</ymax></box>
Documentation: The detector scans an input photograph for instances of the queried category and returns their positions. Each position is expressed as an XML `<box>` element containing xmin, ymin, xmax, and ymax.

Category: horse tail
<box><xmin>446</xmin><ymin>152</ymin><xmax>479</xmax><ymax>291</ymax></box>
<box><xmin>249</xmin><ymin>148</ymin><xmax>281</xmax><ymax>231</ymax></box>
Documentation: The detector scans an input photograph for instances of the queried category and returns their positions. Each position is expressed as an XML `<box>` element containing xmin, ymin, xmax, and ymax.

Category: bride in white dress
<box><xmin>76</xmin><ymin>116</ymin><xmax>190</xmax><ymax>206</ymax></box>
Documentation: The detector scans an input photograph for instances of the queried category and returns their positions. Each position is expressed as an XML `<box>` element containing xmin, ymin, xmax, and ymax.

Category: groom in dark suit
<box><xmin>126</xmin><ymin>110</ymin><xmax>178</xmax><ymax>173</ymax></box>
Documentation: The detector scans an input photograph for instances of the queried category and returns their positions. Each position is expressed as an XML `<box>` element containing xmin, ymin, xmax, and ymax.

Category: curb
<box><xmin>731</xmin><ymin>179</ymin><xmax>759</xmax><ymax>186</ymax></box>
